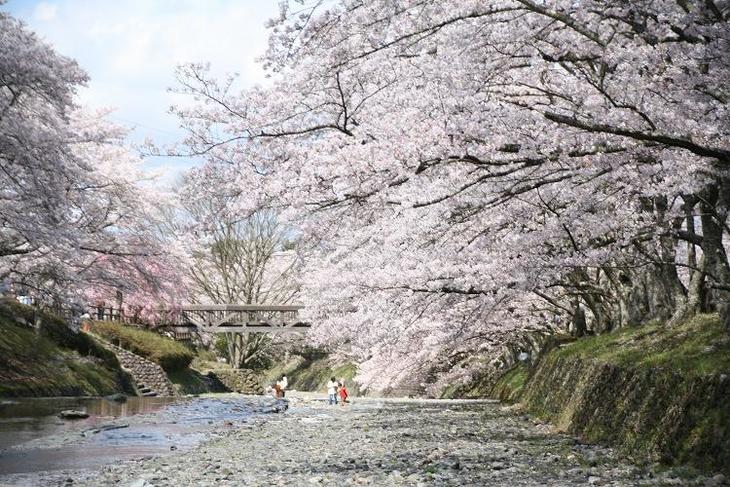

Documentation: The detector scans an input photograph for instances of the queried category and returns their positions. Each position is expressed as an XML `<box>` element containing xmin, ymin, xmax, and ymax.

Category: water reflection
<box><xmin>0</xmin><ymin>396</ymin><xmax>177</xmax><ymax>420</ymax></box>
<box><xmin>0</xmin><ymin>395</ymin><xmax>262</xmax><ymax>475</ymax></box>
<box><xmin>0</xmin><ymin>397</ymin><xmax>177</xmax><ymax>451</ymax></box>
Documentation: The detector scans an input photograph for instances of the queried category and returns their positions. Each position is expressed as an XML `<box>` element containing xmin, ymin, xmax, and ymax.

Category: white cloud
<box><xmin>32</xmin><ymin>2</ymin><xmax>57</xmax><ymax>21</ymax></box>
<box><xmin>7</xmin><ymin>0</ymin><xmax>279</xmax><ymax>183</ymax></box>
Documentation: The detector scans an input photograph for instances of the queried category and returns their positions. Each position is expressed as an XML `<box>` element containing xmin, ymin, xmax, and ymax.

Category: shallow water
<box><xmin>0</xmin><ymin>395</ymin><xmax>264</xmax><ymax>475</ymax></box>
<box><xmin>0</xmin><ymin>396</ymin><xmax>178</xmax><ymax>451</ymax></box>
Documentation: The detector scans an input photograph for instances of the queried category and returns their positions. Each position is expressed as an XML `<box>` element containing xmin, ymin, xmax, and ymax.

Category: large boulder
<box><xmin>262</xmin><ymin>399</ymin><xmax>289</xmax><ymax>414</ymax></box>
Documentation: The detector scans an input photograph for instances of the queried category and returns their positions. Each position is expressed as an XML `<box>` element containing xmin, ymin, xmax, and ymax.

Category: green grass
<box><xmin>262</xmin><ymin>353</ymin><xmax>360</xmax><ymax>394</ymax></box>
<box><xmin>519</xmin><ymin>313</ymin><xmax>730</xmax><ymax>475</ymax></box>
<box><xmin>90</xmin><ymin>321</ymin><xmax>194</xmax><ymax>372</ymax></box>
<box><xmin>555</xmin><ymin>314</ymin><xmax>730</xmax><ymax>376</ymax></box>
<box><xmin>168</xmin><ymin>368</ymin><xmax>215</xmax><ymax>395</ymax></box>
<box><xmin>491</xmin><ymin>362</ymin><xmax>529</xmax><ymax>402</ymax></box>
<box><xmin>0</xmin><ymin>299</ymin><xmax>131</xmax><ymax>397</ymax></box>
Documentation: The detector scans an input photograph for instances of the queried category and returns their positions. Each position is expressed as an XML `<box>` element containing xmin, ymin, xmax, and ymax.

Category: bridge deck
<box><xmin>172</xmin><ymin>304</ymin><xmax>309</xmax><ymax>333</ymax></box>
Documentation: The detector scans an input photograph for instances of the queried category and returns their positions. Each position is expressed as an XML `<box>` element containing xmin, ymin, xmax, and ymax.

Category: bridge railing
<box><xmin>32</xmin><ymin>302</ymin><xmax>309</xmax><ymax>338</ymax></box>
<box><xmin>173</xmin><ymin>304</ymin><xmax>307</xmax><ymax>332</ymax></box>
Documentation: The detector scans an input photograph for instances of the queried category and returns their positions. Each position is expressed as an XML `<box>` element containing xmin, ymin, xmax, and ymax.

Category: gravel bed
<box><xmin>2</xmin><ymin>393</ymin><xmax>725</xmax><ymax>486</ymax></box>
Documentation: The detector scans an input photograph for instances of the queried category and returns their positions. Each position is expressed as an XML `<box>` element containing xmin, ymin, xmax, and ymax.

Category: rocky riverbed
<box><xmin>2</xmin><ymin>393</ymin><xmax>725</xmax><ymax>486</ymax></box>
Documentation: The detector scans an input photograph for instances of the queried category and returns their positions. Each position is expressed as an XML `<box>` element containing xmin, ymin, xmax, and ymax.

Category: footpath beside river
<box><xmin>3</xmin><ymin>393</ymin><xmax>724</xmax><ymax>487</ymax></box>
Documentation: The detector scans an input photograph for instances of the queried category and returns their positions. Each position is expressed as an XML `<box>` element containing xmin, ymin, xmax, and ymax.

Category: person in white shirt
<box><xmin>326</xmin><ymin>377</ymin><xmax>338</xmax><ymax>405</ymax></box>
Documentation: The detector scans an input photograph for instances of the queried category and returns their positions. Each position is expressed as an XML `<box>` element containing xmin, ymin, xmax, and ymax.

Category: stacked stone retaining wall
<box><xmin>208</xmin><ymin>369</ymin><xmax>263</xmax><ymax>395</ymax></box>
<box><xmin>92</xmin><ymin>336</ymin><xmax>175</xmax><ymax>397</ymax></box>
<box><xmin>520</xmin><ymin>354</ymin><xmax>730</xmax><ymax>475</ymax></box>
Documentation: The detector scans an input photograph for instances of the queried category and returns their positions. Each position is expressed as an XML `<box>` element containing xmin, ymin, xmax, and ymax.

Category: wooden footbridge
<box><xmin>171</xmin><ymin>304</ymin><xmax>309</xmax><ymax>334</ymax></box>
<box><xmin>87</xmin><ymin>303</ymin><xmax>309</xmax><ymax>340</ymax></box>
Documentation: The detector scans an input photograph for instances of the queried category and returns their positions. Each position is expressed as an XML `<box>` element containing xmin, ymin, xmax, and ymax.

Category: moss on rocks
<box><xmin>490</xmin><ymin>362</ymin><xmax>529</xmax><ymax>402</ymax></box>
<box><xmin>440</xmin><ymin>332</ymin><xmax>573</xmax><ymax>400</ymax></box>
<box><xmin>519</xmin><ymin>314</ymin><xmax>730</xmax><ymax>475</ymax></box>
<box><xmin>208</xmin><ymin>368</ymin><xmax>264</xmax><ymax>395</ymax></box>
<box><xmin>168</xmin><ymin>368</ymin><xmax>227</xmax><ymax>395</ymax></box>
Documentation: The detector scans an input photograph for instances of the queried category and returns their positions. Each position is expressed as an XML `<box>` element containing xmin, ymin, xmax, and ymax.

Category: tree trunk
<box><xmin>670</xmin><ymin>255</ymin><xmax>707</xmax><ymax>325</ymax></box>
<box><xmin>572</xmin><ymin>301</ymin><xmax>587</xmax><ymax>338</ymax></box>
<box><xmin>647</xmin><ymin>195</ymin><xmax>687</xmax><ymax>322</ymax></box>
<box><xmin>685</xmin><ymin>196</ymin><xmax>698</xmax><ymax>282</ymax></box>
<box><xmin>227</xmin><ymin>333</ymin><xmax>244</xmax><ymax>369</ymax></box>
<box><xmin>699</xmin><ymin>183</ymin><xmax>730</xmax><ymax>330</ymax></box>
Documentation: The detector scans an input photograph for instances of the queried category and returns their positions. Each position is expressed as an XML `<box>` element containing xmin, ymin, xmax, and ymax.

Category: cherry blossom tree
<box><xmin>173</xmin><ymin>0</ymin><xmax>729</xmax><ymax>391</ymax></box>
<box><xmin>1</xmin><ymin>10</ymin><xmax>184</xmax><ymax>315</ymax></box>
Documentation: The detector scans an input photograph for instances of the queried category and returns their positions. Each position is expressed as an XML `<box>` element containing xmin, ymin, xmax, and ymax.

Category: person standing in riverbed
<box><xmin>327</xmin><ymin>377</ymin><xmax>338</xmax><ymax>405</ymax></box>
<box><xmin>276</xmin><ymin>375</ymin><xmax>288</xmax><ymax>398</ymax></box>
<box><xmin>338</xmin><ymin>381</ymin><xmax>349</xmax><ymax>405</ymax></box>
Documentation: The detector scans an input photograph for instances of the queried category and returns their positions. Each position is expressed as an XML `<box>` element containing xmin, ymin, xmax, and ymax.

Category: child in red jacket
<box><xmin>338</xmin><ymin>381</ymin><xmax>349</xmax><ymax>404</ymax></box>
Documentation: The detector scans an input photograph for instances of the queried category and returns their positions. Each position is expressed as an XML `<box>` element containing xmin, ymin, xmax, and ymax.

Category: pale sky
<box><xmin>5</xmin><ymin>0</ymin><xmax>280</xmax><ymax>181</ymax></box>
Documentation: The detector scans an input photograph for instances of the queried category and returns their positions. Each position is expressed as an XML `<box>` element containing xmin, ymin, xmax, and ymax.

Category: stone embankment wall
<box><xmin>93</xmin><ymin>336</ymin><xmax>175</xmax><ymax>397</ymax></box>
<box><xmin>520</xmin><ymin>354</ymin><xmax>730</xmax><ymax>475</ymax></box>
<box><xmin>208</xmin><ymin>369</ymin><xmax>263</xmax><ymax>395</ymax></box>
<box><xmin>440</xmin><ymin>329</ymin><xmax>561</xmax><ymax>399</ymax></box>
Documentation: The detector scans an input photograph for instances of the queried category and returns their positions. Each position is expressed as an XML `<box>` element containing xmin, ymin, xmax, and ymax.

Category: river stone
<box><xmin>263</xmin><ymin>399</ymin><xmax>289</xmax><ymax>413</ymax></box>
<box><xmin>705</xmin><ymin>474</ymin><xmax>728</xmax><ymax>486</ymax></box>
<box><xmin>58</xmin><ymin>410</ymin><xmax>89</xmax><ymax>419</ymax></box>
<box><xmin>12</xmin><ymin>394</ymin><xmax>724</xmax><ymax>486</ymax></box>
<box><xmin>105</xmin><ymin>393</ymin><xmax>128</xmax><ymax>403</ymax></box>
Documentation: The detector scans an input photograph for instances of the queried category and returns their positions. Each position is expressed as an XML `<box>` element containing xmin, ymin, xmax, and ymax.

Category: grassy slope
<box><xmin>553</xmin><ymin>314</ymin><xmax>730</xmax><ymax>375</ymax></box>
<box><xmin>90</xmin><ymin>321</ymin><xmax>194</xmax><ymax>372</ymax></box>
<box><xmin>171</xmin><ymin>351</ymin><xmax>360</xmax><ymax>396</ymax></box>
<box><xmin>263</xmin><ymin>355</ymin><xmax>360</xmax><ymax>395</ymax></box>
<box><xmin>0</xmin><ymin>299</ymin><xmax>132</xmax><ymax>397</ymax></box>
<box><xmin>167</xmin><ymin>368</ymin><xmax>217</xmax><ymax>395</ymax></box>
<box><xmin>520</xmin><ymin>314</ymin><xmax>729</xmax><ymax>475</ymax></box>
<box><xmin>490</xmin><ymin>362</ymin><xmax>529</xmax><ymax>402</ymax></box>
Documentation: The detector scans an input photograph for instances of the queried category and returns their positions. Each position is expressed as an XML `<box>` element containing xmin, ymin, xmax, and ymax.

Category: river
<box><xmin>0</xmin><ymin>394</ymin><xmax>270</xmax><ymax>476</ymax></box>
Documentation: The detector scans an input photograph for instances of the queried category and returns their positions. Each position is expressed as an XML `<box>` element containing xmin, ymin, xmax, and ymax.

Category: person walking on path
<box><xmin>327</xmin><ymin>377</ymin><xmax>338</xmax><ymax>405</ymax></box>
